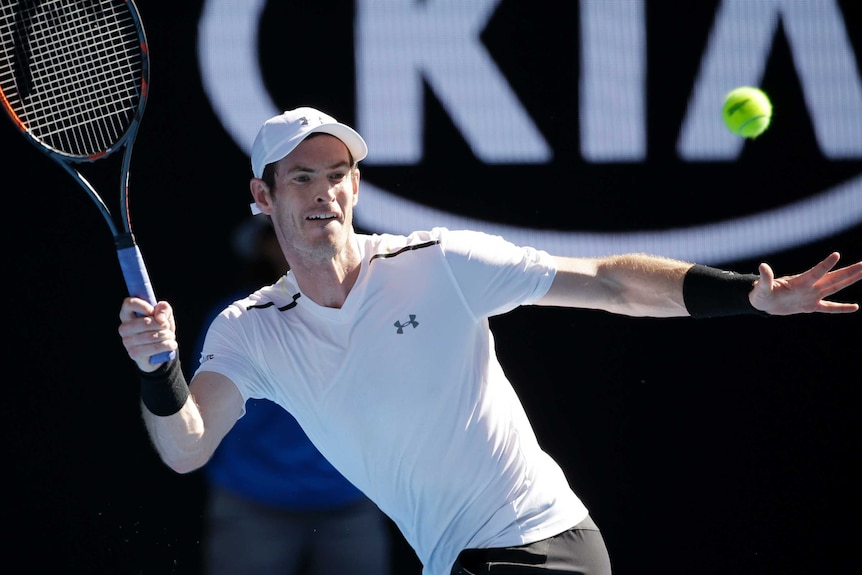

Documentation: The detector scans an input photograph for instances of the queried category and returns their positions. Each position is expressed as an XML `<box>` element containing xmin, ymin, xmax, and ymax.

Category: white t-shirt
<box><xmin>197</xmin><ymin>228</ymin><xmax>588</xmax><ymax>575</ymax></box>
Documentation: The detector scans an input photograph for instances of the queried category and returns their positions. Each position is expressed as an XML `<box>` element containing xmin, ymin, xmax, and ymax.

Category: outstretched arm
<box><xmin>535</xmin><ymin>254</ymin><xmax>691</xmax><ymax>317</ymax></box>
<box><xmin>536</xmin><ymin>252</ymin><xmax>862</xmax><ymax>318</ymax></box>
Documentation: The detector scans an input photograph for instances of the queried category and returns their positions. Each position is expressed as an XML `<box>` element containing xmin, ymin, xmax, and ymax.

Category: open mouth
<box><xmin>307</xmin><ymin>213</ymin><xmax>337</xmax><ymax>221</ymax></box>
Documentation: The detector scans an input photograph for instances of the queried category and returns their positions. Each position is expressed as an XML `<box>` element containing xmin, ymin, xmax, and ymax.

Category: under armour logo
<box><xmin>299</xmin><ymin>115</ymin><xmax>327</xmax><ymax>127</ymax></box>
<box><xmin>394</xmin><ymin>314</ymin><xmax>419</xmax><ymax>334</ymax></box>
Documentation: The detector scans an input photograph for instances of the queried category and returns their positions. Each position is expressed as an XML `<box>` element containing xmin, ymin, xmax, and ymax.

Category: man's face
<box><xmin>266</xmin><ymin>134</ymin><xmax>360</xmax><ymax>263</ymax></box>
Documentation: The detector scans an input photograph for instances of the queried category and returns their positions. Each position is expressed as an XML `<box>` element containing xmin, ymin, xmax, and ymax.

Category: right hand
<box><xmin>118</xmin><ymin>297</ymin><xmax>178</xmax><ymax>372</ymax></box>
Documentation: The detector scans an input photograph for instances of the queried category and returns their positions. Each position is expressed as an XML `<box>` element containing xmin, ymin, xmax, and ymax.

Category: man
<box><xmin>119</xmin><ymin>107</ymin><xmax>862</xmax><ymax>575</ymax></box>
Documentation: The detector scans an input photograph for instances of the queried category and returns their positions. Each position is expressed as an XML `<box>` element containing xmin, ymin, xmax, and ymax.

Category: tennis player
<box><xmin>119</xmin><ymin>107</ymin><xmax>862</xmax><ymax>575</ymax></box>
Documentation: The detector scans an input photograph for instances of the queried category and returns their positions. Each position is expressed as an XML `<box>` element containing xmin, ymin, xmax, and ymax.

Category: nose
<box><xmin>313</xmin><ymin>180</ymin><xmax>337</xmax><ymax>203</ymax></box>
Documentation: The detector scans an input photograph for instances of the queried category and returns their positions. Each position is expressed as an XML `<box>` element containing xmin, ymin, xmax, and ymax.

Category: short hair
<box><xmin>260</xmin><ymin>133</ymin><xmax>357</xmax><ymax>191</ymax></box>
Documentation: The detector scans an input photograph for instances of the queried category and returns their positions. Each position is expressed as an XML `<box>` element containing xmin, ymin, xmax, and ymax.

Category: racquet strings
<box><xmin>0</xmin><ymin>0</ymin><xmax>144</xmax><ymax>158</ymax></box>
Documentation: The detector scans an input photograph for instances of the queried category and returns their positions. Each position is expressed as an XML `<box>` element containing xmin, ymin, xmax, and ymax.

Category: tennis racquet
<box><xmin>0</xmin><ymin>0</ymin><xmax>173</xmax><ymax>364</ymax></box>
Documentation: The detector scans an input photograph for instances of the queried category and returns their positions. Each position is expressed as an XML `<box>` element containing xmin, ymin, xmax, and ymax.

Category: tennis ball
<box><xmin>722</xmin><ymin>86</ymin><xmax>772</xmax><ymax>138</ymax></box>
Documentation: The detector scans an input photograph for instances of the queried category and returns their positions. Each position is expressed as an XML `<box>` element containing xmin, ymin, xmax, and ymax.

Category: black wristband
<box><xmin>683</xmin><ymin>264</ymin><xmax>767</xmax><ymax>318</ymax></box>
<box><xmin>139</xmin><ymin>357</ymin><xmax>190</xmax><ymax>416</ymax></box>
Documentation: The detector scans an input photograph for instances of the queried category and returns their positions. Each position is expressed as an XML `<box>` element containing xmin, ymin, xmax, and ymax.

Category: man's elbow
<box><xmin>160</xmin><ymin>450</ymin><xmax>210</xmax><ymax>474</ymax></box>
<box><xmin>149</xmin><ymin>431</ymin><xmax>213</xmax><ymax>474</ymax></box>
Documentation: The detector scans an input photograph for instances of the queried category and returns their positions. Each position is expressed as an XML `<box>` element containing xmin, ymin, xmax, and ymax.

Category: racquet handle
<box><xmin>117</xmin><ymin>239</ymin><xmax>176</xmax><ymax>365</ymax></box>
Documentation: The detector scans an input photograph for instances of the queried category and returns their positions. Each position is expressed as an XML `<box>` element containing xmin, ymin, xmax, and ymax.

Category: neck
<box><xmin>287</xmin><ymin>236</ymin><xmax>362</xmax><ymax>309</ymax></box>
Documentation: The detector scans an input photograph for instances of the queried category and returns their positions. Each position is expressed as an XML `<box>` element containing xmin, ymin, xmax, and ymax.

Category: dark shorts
<box><xmin>451</xmin><ymin>516</ymin><xmax>612</xmax><ymax>575</ymax></box>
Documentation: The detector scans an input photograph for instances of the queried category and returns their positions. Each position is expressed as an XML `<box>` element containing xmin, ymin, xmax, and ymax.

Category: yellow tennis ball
<box><xmin>722</xmin><ymin>86</ymin><xmax>772</xmax><ymax>138</ymax></box>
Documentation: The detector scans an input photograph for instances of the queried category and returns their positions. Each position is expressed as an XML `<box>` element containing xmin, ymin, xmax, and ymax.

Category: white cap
<box><xmin>250</xmin><ymin>107</ymin><xmax>368</xmax><ymax>178</ymax></box>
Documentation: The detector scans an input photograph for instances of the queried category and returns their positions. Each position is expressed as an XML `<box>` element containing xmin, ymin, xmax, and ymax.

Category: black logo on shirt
<box><xmin>394</xmin><ymin>315</ymin><xmax>419</xmax><ymax>334</ymax></box>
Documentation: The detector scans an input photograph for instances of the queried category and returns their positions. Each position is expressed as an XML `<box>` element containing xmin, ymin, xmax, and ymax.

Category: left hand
<box><xmin>750</xmin><ymin>252</ymin><xmax>862</xmax><ymax>316</ymax></box>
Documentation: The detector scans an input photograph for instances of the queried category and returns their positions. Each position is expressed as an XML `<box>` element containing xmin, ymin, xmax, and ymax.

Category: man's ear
<box><xmin>351</xmin><ymin>168</ymin><xmax>360</xmax><ymax>206</ymax></box>
<box><xmin>250</xmin><ymin>178</ymin><xmax>273</xmax><ymax>215</ymax></box>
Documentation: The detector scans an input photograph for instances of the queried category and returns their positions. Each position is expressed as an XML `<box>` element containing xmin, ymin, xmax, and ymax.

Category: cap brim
<box><xmin>306</xmin><ymin>124</ymin><xmax>368</xmax><ymax>164</ymax></box>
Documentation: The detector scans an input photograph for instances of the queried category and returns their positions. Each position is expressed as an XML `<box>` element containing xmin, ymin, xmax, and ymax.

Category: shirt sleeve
<box><xmin>194</xmin><ymin>303</ymin><xmax>272</xmax><ymax>411</ymax></box>
<box><xmin>436</xmin><ymin>228</ymin><xmax>557</xmax><ymax>318</ymax></box>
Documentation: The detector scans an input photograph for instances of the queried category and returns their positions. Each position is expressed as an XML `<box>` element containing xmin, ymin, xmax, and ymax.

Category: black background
<box><xmin>2</xmin><ymin>1</ymin><xmax>861</xmax><ymax>574</ymax></box>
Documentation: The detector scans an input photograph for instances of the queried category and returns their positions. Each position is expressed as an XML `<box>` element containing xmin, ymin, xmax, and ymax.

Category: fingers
<box><xmin>806</xmin><ymin>252</ymin><xmax>842</xmax><ymax>281</ymax></box>
<box><xmin>119</xmin><ymin>296</ymin><xmax>154</xmax><ymax>321</ymax></box>
<box><xmin>118</xmin><ymin>298</ymin><xmax>178</xmax><ymax>371</ymax></box>
<box><xmin>752</xmin><ymin>262</ymin><xmax>775</xmax><ymax>299</ymax></box>
<box><xmin>752</xmin><ymin>255</ymin><xmax>862</xmax><ymax>316</ymax></box>
<box><xmin>119</xmin><ymin>297</ymin><xmax>174</xmax><ymax>323</ymax></box>
<box><xmin>801</xmin><ymin>254</ymin><xmax>862</xmax><ymax>312</ymax></box>
<box><xmin>778</xmin><ymin>252</ymin><xmax>855</xmax><ymax>290</ymax></box>
<box><xmin>818</xmin><ymin>251</ymin><xmax>842</xmax><ymax>269</ymax></box>
<box><xmin>818</xmin><ymin>301</ymin><xmax>861</xmax><ymax>314</ymax></box>
<box><xmin>809</xmin><ymin>256</ymin><xmax>862</xmax><ymax>306</ymax></box>
<box><xmin>823</xmin><ymin>260</ymin><xmax>862</xmax><ymax>286</ymax></box>
<box><xmin>151</xmin><ymin>301</ymin><xmax>176</xmax><ymax>332</ymax></box>
<box><xmin>758</xmin><ymin>262</ymin><xmax>775</xmax><ymax>283</ymax></box>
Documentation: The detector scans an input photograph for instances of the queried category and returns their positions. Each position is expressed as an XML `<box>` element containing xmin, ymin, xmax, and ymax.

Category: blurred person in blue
<box><xmin>197</xmin><ymin>216</ymin><xmax>391</xmax><ymax>575</ymax></box>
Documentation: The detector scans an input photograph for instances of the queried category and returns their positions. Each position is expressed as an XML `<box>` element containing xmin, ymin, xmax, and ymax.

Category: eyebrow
<box><xmin>282</xmin><ymin>159</ymin><xmax>351</xmax><ymax>175</ymax></box>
